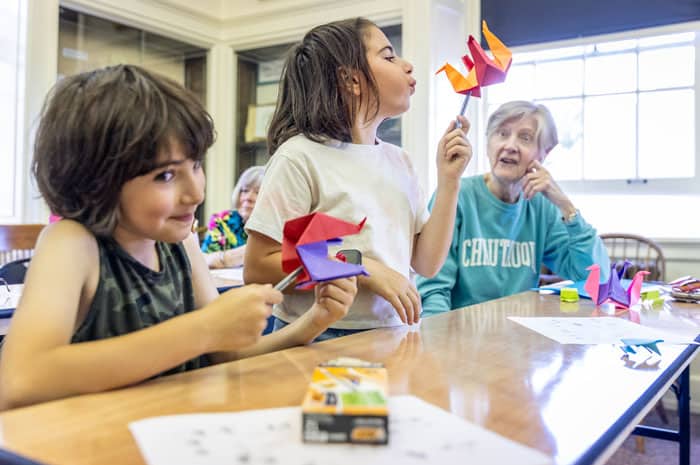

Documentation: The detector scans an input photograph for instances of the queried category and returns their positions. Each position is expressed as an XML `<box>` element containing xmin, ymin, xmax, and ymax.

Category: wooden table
<box><xmin>0</xmin><ymin>292</ymin><xmax>698</xmax><ymax>465</ymax></box>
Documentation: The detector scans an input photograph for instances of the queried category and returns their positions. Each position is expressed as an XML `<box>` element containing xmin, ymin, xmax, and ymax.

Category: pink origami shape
<box><xmin>584</xmin><ymin>261</ymin><xmax>649</xmax><ymax>309</ymax></box>
<box><xmin>281</xmin><ymin>212</ymin><xmax>368</xmax><ymax>289</ymax></box>
<box><xmin>435</xmin><ymin>20</ymin><xmax>512</xmax><ymax>98</ymax></box>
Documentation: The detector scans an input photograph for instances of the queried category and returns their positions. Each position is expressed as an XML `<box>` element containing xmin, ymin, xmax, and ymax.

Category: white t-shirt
<box><xmin>246</xmin><ymin>134</ymin><xmax>429</xmax><ymax>329</ymax></box>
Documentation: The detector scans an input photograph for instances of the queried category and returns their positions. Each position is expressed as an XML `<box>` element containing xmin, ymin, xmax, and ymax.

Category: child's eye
<box><xmin>155</xmin><ymin>170</ymin><xmax>174</xmax><ymax>182</ymax></box>
<box><xmin>385</xmin><ymin>55</ymin><xmax>396</xmax><ymax>62</ymax></box>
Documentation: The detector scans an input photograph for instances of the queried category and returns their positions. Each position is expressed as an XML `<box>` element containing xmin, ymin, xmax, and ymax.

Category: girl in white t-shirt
<box><xmin>244</xmin><ymin>17</ymin><xmax>471</xmax><ymax>338</ymax></box>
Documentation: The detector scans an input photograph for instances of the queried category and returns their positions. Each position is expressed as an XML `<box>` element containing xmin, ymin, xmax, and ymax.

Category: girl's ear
<box><xmin>338</xmin><ymin>67</ymin><xmax>361</xmax><ymax>96</ymax></box>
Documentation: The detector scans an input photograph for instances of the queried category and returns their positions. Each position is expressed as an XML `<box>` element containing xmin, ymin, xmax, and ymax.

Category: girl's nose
<box><xmin>402</xmin><ymin>58</ymin><xmax>413</xmax><ymax>74</ymax></box>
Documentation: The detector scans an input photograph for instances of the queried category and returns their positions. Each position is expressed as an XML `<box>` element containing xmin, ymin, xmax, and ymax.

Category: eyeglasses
<box><xmin>0</xmin><ymin>277</ymin><xmax>10</xmax><ymax>307</ymax></box>
<box><xmin>0</xmin><ymin>278</ymin><xmax>21</xmax><ymax>310</ymax></box>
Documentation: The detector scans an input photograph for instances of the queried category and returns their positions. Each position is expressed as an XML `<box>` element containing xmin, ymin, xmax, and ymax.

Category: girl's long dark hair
<box><xmin>267</xmin><ymin>18</ymin><xmax>380</xmax><ymax>155</ymax></box>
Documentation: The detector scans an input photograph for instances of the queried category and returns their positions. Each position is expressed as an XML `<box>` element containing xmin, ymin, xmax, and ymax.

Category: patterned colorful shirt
<box><xmin>200</xmin><ymin>209</ymin><xmax>247</xmax><ymax>253</ymax></box>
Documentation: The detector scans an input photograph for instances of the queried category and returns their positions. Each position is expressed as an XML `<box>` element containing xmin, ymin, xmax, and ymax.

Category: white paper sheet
<box><xmin>508</xmin><ymin>316</ymin><xmax>695</xmax><ymax>345</ymax></box>
<box><xmin>210</xmin><ymin>267</ymin><xmax>244</xmax><ymax>283</ymax></box>
<box><xmin>0</xmin><ymin>284</ymin><xmax>23</xmax><ymax>311</ymax></box>
<box><xmin>129</xmin><ymin>395</ymin><xmax>552</xmax><ymax>465</ymax></box>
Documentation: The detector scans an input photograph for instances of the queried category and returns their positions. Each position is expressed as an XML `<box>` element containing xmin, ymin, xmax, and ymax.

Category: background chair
<box><xmin>600</xmin><ymin>233</ymin><xmax>666</xmax><ymax>282</ymax></box>
<box><xmin>599</xmin><ymin>233</ymin><xmax>668</xmax><ymax>453</ymax></box>
<box><xmin>0</xmin><ymin>224</ymin><xmax>45</xmax><ymax>269</ymax></box>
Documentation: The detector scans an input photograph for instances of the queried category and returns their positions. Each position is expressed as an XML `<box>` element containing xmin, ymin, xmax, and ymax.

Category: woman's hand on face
<box><xmin>436</xmin><ymin>115</ymin><xmax>472</xmax><ymax>187</ymax></box>
<box><xmin>363</xmin><ymin>262</ymin><xmax>421</xmax><ymax>325</ymax></box>
<box><xmin>521</xmin><ymin>160</ymin><xmax>572</xmax><ymax>208</ymax></box>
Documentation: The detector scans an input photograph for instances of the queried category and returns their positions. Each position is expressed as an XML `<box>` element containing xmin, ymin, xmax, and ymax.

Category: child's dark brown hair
<box><xmin>267</xmin><ymin>17</ymin><xmax>380</xmax><ymax>155</ymax></box>
<box><xmin>32</xmin><ymin>64</ymin><xmax>215</xmax><ymax>235</ymax></box>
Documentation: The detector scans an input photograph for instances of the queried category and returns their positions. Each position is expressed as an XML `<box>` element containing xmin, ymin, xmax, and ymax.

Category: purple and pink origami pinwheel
<box><xmin>279</xmin><ymin>213</ymin><xmax>369</xmax><ymax>290</ymax></box>
<box><xmin>584</xmin><ymin>261</ymin><xmax>649</xmax><ymax>309</ymax></box>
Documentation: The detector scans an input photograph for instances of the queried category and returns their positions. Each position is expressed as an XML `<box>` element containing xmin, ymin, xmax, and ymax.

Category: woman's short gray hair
<box><xmin>486</xmin><ymin>101</ymin><xmax>559</xmax><ymax>154</ymax></box>
<box><xmin>231</xmin><ymin>165</ymin><xmax>265</xmax><ymax>208</ymax></box>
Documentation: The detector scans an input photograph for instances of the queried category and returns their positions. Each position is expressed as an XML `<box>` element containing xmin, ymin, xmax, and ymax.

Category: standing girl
<box><xmin>244</xmin><ymin>18</ymin><xmax>471</xmax><ymax>338</ymax></box>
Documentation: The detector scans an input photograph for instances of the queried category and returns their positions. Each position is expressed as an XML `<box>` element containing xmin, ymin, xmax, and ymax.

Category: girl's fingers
<box><xmin>388</xmin><ymin>295</ymin><xmax>408</xmax><ymax>324</ymax></box>
<box><xmin>398</xmin><ymin>292</ymin><xmax>415</xmax><ymax>325</ymax></box>
<box><xmin>408</xmin><ymin>287</ymin><xmax>421</xmax><ymax>323</ymax></box>
<box><xmin>456</xmin><ymin>115</ymin><xmax>470</xmax><ymax>133</ymax></box>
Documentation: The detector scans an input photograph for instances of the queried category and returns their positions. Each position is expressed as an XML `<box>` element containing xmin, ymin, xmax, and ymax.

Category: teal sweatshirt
<box><xmin>417</xmin><ymin>175</ymin><xmax>610</xmax><ymax>315</ymax></box>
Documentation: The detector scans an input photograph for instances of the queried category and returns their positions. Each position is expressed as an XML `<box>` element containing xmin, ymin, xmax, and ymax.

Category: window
<box><xmin>484</xmin><ymin>27</ymin><xmax>697</xmax><ymax>194</ymax></box>
<box><xmin>0</xmin><ymin>0</ymin><xmax>26</xmax><ymax>221</ymax></box>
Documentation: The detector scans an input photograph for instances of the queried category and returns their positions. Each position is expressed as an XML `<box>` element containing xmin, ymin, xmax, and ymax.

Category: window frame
<box><xmin>0</xmin><ymin>0</ymin><xmax>26</xmax><ymax>223</ymax></box>
<box><xmin>480</xmin><ymin>21</ymin><xmax>700</xmax><ymax>196</ymax></box>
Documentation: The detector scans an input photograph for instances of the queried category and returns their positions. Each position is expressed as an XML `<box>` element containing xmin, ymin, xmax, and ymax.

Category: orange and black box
<box><xmin>301</xmin><ymin>357</ymin><xmax>388</xmax><ymax>445</ymax></box>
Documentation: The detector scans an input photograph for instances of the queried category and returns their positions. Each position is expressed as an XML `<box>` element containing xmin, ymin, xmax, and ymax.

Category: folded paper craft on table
<box><xmin>435</xmin><ymin>20</ymin><xmax>512</xmax><ymax>99</ymax></box>
<box><xmin>281</xmin><ymin>212</ymin><xmax>369</xmax><ymax>290</ymax></box>
<box><xmin>620</xmin><ymin>338</ymin><xmax>663</xmax><ymax>356</ymax></box>
<box><xmin>584</xmin><ymin>261</ymin><xmax>649</xmax><ymax>309</ymax></box>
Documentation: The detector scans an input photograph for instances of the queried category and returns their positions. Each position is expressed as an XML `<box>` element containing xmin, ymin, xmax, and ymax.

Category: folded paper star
<box><xmin>435</xmin><ymin>20</ymin><xmax>512</xmax><ymax>98</ymax></box>
<box><xmin>584</xmin><ymin>261</ymin><xmax>649</xmax><ymax>309</ymax></box>
<box><xmin>280</xmin><ymin>213</ymin><xmax>369</xmax><ymax>290</ymax></box>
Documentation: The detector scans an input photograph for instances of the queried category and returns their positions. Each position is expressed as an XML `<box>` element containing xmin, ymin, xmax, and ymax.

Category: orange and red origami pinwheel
<box><xmin>436</xmin><ymin>20</ymin><xmax>512</xmax><ymax>98</ymax></box>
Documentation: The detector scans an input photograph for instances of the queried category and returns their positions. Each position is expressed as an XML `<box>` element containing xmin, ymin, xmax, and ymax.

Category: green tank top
<box><xmin>72</xmin><ymin>236</ymin><xmax>208</xmax><ymax>375</ymax></box>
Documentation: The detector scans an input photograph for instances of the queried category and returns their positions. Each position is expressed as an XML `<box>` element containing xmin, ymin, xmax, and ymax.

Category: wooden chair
<box><xmin>599</xmin><ymin>233</ymin><xmax>666</xmax><ymax>282</ymax></box>
<box><xmin>599</xmin><ymin>233</ymin><xmax>668</xmax><ymax>453</ymax></box>
<box><xmin>0</xmin><ymin>224</ymin><xmax>45</xmax><ymax>267</ymax></box>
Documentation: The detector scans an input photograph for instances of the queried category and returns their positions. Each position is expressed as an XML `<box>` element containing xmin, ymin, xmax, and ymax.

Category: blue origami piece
<box><xmin>620</xmin><ymin>338</ymin><xmax>663</xmax><ymax>356</ymax></box>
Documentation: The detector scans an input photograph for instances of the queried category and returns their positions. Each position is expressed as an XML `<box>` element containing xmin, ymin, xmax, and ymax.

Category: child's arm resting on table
<box><xmin>412</xmin><ymin>115</ymin><xmax>471</xmax><ymax>277</ymax></box>
<box><xmin>188</xmin><ymin>232</ymin><xmax>357</xmax><ymax>363</ymax></box>
<box><xmin>0</xmin><ymin>224</ymin><xmax>275</xmax><ymax>409</ymax></box>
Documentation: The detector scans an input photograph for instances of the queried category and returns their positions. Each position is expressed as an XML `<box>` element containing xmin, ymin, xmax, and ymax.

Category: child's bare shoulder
<box><xmin>35</xmin><ymin>220</ymin><xmax>98</xmax><ymax>257</ymax></box>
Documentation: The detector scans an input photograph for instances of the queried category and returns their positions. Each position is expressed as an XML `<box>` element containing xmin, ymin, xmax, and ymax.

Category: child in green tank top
<box><xmin>0</xmin><ymin>65</ymin><xmax>357</xmax><ymax>409</ymax></box>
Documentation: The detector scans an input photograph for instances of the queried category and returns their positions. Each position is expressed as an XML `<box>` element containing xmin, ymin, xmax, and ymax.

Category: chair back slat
<box><xmin>600</xmin><ymin>233</ymin><xmax>666</xmax><ymax>282</ymax></box>
<box><xmin>0</xmin><ymin>224</ymin><xmax>45</xmax><ymax>266</ymax></box>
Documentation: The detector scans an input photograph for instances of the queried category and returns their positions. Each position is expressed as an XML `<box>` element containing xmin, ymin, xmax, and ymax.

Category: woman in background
<box><xmin>417</xmin><ymin>101</ymin><xmax>609</xmax><ymax>315</ymax></box>
<box><xmin>201</xmin><ymin>165</ymin><xmax>264</xmax><ymax>268</ymax></box>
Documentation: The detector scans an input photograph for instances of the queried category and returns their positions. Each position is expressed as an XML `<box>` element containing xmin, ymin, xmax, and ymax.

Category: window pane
<box><xmin>638</xmin><ymin>89</ymin><xmax>694</xmax><ymax>178</ymax></box>
<box><xmin>0</xmin><ymin>0</ymin><xmax>21</xmax><ymax>218</ymax></box>
<box><xmin>539</xmin><ymin>98</ymin><xmax>583</xmax><ymax>181</ymax></box>
<box><xmin>583</xmin><ymin>94</ymin><xmax>636</xmax><ymax>180</ymax></box>
<box><xmin>535</xmin><ymin>59</ymin><xmax>583</xmax><ymax>98</ymax></box>
<box><xmin>639</xmin><ymin>46</ymin><xmax>694</xmax><ymax>90</ymax></box>
<box><xmin>487</xmin><ymin>63</ymin><xmax>535</xmax><ymax>103</ymax></box>
<box><xmin>584</xmin><ymin>52</ymin><xmax>636</xmax><ymax>95</ymax></box>
<box><xmin>518</xmin><ymin>45</ymin><xmax>585</xmax><ymax>62</ymax></box>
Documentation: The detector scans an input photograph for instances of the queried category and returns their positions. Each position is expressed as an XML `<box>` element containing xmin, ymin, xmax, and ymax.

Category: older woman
<box><xmin>201</xmin><ymin>166</ymin><xmax>264</xmax><ymax>268</ymax></box>
<box><xmin>417</xmin><ymin>101</ymin><xmax>609</xmax><ymax>314</ymax></box>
